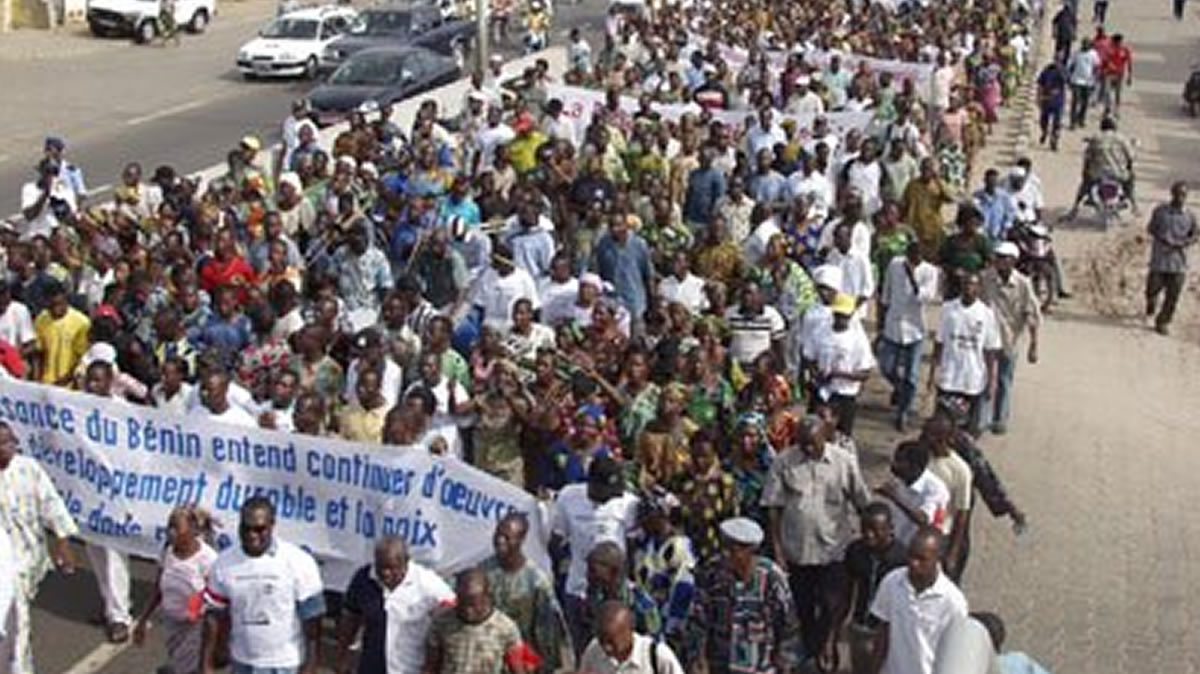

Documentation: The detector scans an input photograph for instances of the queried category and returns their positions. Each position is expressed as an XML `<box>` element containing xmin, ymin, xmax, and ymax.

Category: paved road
<box><xmin>952</xmin><ymin>1</ymin><xmax>1200</xmax><ymax>672</ymax></box>
<box><xmin>0</xmin><ymin>0</ymin><xmax>607</xmax><ymax>217</ymax></box>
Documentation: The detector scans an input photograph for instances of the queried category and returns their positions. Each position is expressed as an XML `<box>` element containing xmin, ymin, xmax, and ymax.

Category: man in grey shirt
<box><xmin>762</xmin><ymin>415</ymin><xmax>870</xmax><ymax>670</ymax></box>
<box><xmin>1146</xmin><ymin>181</ymin><xmax>1197</xmax><ymax>335</ymax></box>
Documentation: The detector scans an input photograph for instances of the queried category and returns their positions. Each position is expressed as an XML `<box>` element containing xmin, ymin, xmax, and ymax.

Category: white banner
<box><xmin>547</xmin><ymin>84</ymin><xmax>875</xmax><ymax>145</ymax></box>
<box><xmin>1</xmin><ymin>379</ymin><xmax>548</xmax><ymax>589</ymax></box>
<box><xmin>703</xmin><ymin>39</ymin><xmax>934</xmax><ymax>88</ymax></box>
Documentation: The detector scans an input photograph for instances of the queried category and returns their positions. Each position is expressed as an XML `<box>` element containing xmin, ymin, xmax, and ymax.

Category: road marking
<box><xmin>0</xmin><ymin>153</ymin><xmax>9</xmax><ymax>164</ymax></box>
<box><xmin>60</xmin><ymin>642</ymin><xmax>130</xmax><ymax>674</ymax></box>
<box><xmin>126</xmin><ymin>99</ymin><xmax>208</xmax><ymax>127</ymax></box>
<box><xmin>87</xmin><ymin>183</ymin><xmax>112</xmax><ymax>197</ymax></box>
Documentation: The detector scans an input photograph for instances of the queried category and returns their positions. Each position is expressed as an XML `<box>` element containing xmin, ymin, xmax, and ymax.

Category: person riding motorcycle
<box><xmin>1064</xmin><ymin>115</ymin><xmax>1137</xmax><ymax>220</ymax></box>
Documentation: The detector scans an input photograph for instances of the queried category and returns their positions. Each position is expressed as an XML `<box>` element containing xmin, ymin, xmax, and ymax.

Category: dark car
<box><xmin>319</xmin><ymin>3</ymin><xmax>473</xmax><ymax>73</ymax></box>
<box><xmin>308</xmin><ymin>45</ymin><xmax>462</xmax><ymax>126</ymax></box>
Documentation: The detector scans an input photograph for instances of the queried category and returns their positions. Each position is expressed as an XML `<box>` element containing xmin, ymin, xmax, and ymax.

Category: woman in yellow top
<box><xmin>34</xmin><ymin>282</ymin><xmax>90</xmax><ymax>386</ymax></box>
<box><xmin>507</xmin><ymin>112</ymin><xmax>549</xmax><ymax>174</ymax></box>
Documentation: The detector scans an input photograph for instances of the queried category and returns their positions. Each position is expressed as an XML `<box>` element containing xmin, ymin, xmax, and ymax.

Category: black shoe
<box><xmin>1058</xmin><ymin>290</ymin><xmax>1072</xmax><ymax>299</ymax></box>
<box><xmin>1156</xmin><ymin>324</ymin><xmax>1170</xmax><ymax>336</ymax></box>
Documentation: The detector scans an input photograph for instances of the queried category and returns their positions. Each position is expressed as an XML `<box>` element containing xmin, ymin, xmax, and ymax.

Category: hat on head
<box><xmin>512</xmin><ymin>111</ymin><xmax>535</xmax><ymax>133</ymax></box>
<box><xmin>279</xmin><ymin>171</ymin><xmax>302</xmax><ymax>193</ymax></box>
<box><xmin>831</xmin><ymin>293</ymin><xmax>857</xmax><ymax>316</ymax></box>
<box><xmin>995</xmin><ymin>241</ymin><xmax>1020</xmax><ymax>258</ymax></box>
<box><xmin>812</xmin><ymin>264</ymin><xmax>844</xmax><ymax>292</ymax></box>
<box><xmin>1009</xmin><ymin>166</ymin><xmax>1028</xmax><ymax>179</ymax></box>
<box><xmin>359</xmin><ymin>162</ymin><xmax>379</xmax><ymax>177</ymax></box>
<box><xmin>240</xmin><ymin>135</ymin><xmax>262</xmax><ymax>152</ymax></box>
<box><xmin>719</xmin><ymin>517</ymin><xmax>764</xmax><ymax>547</ymax></box>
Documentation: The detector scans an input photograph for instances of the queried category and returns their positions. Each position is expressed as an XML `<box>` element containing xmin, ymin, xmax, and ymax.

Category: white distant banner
<box><xmin>703</xmin><ymin>39</ymin><xmax>934</xmax><ymax>87</ymax></box>
<box><xmin>1</xmin><ymin>379</ymin><xmax>547</xmax><ymax>589</ymax></box>
<box><xmin>547</xmin><ymin>83</ymin><xmax>875</xmax><ymax>143</ymax></box>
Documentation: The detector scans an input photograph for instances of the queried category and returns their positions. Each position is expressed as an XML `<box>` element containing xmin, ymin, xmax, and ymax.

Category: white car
<box><xmin>236</xmin><ymin>5</ymin><xmax>356</xmax><ymax>79</ymax></box>
<box><xmin>87</xmin><ymin>0</ymin><xmax>215</xmax><ymax>42</ymax></box>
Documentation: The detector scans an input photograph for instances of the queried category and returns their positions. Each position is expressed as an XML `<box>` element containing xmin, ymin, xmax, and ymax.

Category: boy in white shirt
<box><xmin>877</xmin><ymin>441</ymin><xmax>950</xmax><ymax>547</ymax></box>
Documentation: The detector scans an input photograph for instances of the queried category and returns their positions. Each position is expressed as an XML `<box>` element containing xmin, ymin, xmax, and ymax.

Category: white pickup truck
<box><xmin>86</xmin><ymin>0</ymin><xmax>215</xmax><ymax>43</ymax></box>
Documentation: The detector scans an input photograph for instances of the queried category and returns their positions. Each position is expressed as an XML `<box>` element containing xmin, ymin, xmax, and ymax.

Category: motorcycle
<box><xmin>1010</xmin><ymin>221</ymin><xmax>1056</xmax><ymax>309</ymax></box>
<box><xmin>1088</xmin><ymin>178</ymin><xmax>1130</xmax><ymax>229</ymax></box>
<box><xmin>1184</xmin><ymin>67</ymin><xmax>1200</xmax><ymax>117</ymax></box>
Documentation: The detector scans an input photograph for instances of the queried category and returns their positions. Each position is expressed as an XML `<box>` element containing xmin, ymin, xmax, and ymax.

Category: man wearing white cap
<box><xmin>682</xmin><ymin>517</ymin><xmax>800</xmax><ymax>674</ymax></box>
<box><xmin>979</xmin><ymin>242</ymin><xmax>1041</xmax><ymax>435</ymax></box>
<box><xmin>785</xmin><ymin>74</ymin><xmax>825</xmax><ymax>117</ymax></box>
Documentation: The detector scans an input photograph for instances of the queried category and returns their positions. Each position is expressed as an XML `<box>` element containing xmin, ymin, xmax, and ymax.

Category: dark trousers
<box><xmin>828</xmin><ymin>393</ymin><xmax>859</xmax><ymax>437</ymax></box>
<box><xmin>788</xmin><ymin>562</ymin><xmax>849</xmax><ymax>660</ymax></box>
<box><xmin>1039</xmin><ymin>103</ymin><xmax>1063</xmax><ymax>146</ymax></box>
<box><xmin>1093</xmin><ymin>0</ymin><xmax>1108</xmax><ymax>22</ymax></box>
<box><xmin>1070</xmin><ymin>84</ymin><xmax>1093</xmax><ymax>127</ymax></box>
<box><xmin>1146</xmin><ymin>271</ymin><xmax>1185</xmax><ymax>328</ymax></box>
<box><xmin>1174</xmin><ymin>0</ymin><xmax>1186</xmax><ymax>19</ymax></box>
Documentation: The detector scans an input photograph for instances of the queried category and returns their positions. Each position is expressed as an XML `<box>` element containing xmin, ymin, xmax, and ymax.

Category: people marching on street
<box><xmin>7</xmin><ymin>0</ymin><xmax>1160</xmax><ymax>671</ymax></box>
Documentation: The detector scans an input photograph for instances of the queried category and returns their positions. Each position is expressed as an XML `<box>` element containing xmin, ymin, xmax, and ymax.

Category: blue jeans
<box><xmin>984</xmin><ymin>351</ymin><xmax>1017</xmax><ymax>428</ymax></box>
<box><xmin>878</xmin><ymin>338</ymin><xmax>923</xmax><ymax>417</ymax></box>
<box><xmin>232</xmin><ymin>664</ymin><xmax>299</xmax><ymax>674</ymax></box>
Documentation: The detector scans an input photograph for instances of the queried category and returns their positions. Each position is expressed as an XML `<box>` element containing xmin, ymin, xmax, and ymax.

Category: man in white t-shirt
<box><xmin>826</xmin><ymin>223</ymin><xmax>876</xmax><ymax>321</ymax></box>
<box><xmin>473</xmin><ymin>106</ymin><xmax>516</xmax><ymax>172</ymax></box>
<box><xmin>20</xmin><ymin>159</ymin><xmax>77</xmax><ymax>241</ymax></box>
<box><xmin>928</xmin><ymin>272</ymin><xmax>1002</xmax><ymax>436</ymax></box>
<box><xmin>878</xmin><ymin>441</ymin><xmax>951</xmax><ymax>547</ymax></box>
<box><xmin>658</xmin><ymin>251</ymin><xmax>709</xmax><ymax>316</ymax></box>
<box><xmin>879</xmin><ymin>243</ymin><xmax>940</xmax><ymax>430</ymax></box>
<box><xmin>1067</xmin><ymin>38</ymin><xmax>1102</xmax><ymax>128</ymax></box>
<box><xmin>921</xmin><ymin>415</ymin><xmax>975</xmax><ymax>583</ymax></box>
<box><xmin>190</xmin><ymin>369</ymin><xmax>260</xmax><ymax>429</ymax></box>
<box><xmin>335</xmin><ymin>536</ymin><xmax>454</xmax><ymax>674</ymax></box>
<box><xmin>472</xmin><ymin>243</ymin><xmax>540</xmax><ymax>331</ymax></box>
<box><xmin>551</xmin><ymin>457</ymin><xmax>640</xmax><ymax>656</ymax></box>
<box><xmin>814</xmin><ymin>294</ymin><xmax>876</xmax><ymax>436</ymax></box>
<box><xmin>0</xmin><ymin>282</ymin><xmax>36</xmax><ymax>365</ymax></box>
<box><xmin>579</xmin><ymin>602</ymin><xmax>685</xmax><ymax>674</ymax></box>
<box><xmin>869</xmin><ymin>528</ymin><xmax>968</xmax><ymax>674</ymax></box>
<box><xmin>203</xmin><ymin>497</ymin><xmax>326</xmax><ymax>673</ymax></box>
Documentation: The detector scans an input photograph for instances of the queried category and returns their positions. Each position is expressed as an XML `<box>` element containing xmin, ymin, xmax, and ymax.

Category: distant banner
<box><xmin>546</xmin><ymin>83</ymin><xmax>875</xmax><ymax>143</ymax></box>
<box><xmin>2</xmin><ymin>379</ymin><xmax>547</xmax><ymax>589</ymax></box>
<box><xmin>698</xmin><ymin>38</ymin><xmax>934</xmax><ymax>87</ymax></box>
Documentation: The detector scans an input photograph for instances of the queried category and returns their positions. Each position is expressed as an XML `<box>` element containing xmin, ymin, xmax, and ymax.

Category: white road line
<box><xmin>87</xmin><ymin>183</ymin><xmax>112</xmax><ymax>196</ymax></box>
<box><xmin>60</xmin><ymin>642</ymin><xmax>131</xmax><ymax>674</ymax></box>
<box><xmin>127</xmin><ymin>99</ymin><xmax>208</xmax><ymax>127</ymax></box>
<box><xmin>0</xmin><ymin>153</ymin><xmax>10</xmax><ymax>164</ymax></box>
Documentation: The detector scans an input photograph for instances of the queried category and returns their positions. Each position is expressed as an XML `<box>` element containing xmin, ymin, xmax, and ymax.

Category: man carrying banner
<box><xmin>0</xmin><ymin>420</ymin><xmax>78</xmax><ymax>674</ymax></box>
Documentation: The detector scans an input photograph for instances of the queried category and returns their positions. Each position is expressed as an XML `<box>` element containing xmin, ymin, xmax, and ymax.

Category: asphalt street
<box><xmin>0</xmin><ymin>0</ymin><xmax>607</xmax><ymax>219</ymax></box>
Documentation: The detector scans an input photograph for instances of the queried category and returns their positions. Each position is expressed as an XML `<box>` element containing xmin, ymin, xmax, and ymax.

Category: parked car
<box><xmin>307</xmin><ymin>45</ymin><xmax>461</xmax><ymax>126</ymax></box>
<box><xmin>87</xmin><ymin>0</ymin><xmax>215</xmax><ymax>42</ymax></box>
<box><xmin>237</xmin><ymin>5</ymin><xmax>357</xmax><ymax>79</ymax></box>
<box><xmin>320</xmin><ymin>3</ymin><xmax>474</xmax><ymax>73</ymax></box>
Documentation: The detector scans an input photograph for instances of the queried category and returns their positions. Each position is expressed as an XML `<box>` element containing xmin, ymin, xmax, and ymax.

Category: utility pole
<box><xmin>474</xmin><ymin>0</ymin><xmax>488</xmax><ymax>75</ymax></box>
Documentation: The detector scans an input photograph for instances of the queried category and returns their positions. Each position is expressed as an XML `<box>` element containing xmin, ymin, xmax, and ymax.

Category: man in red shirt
<box><xmin>1102</xmin><ymin>33</ymin><xmax>1134</xmax><ymax>116</ymax></box>
<box><xmin>1091</xmin><ymin>27</ymin><xmax>1112</xmax><ymax>109</ymax></box>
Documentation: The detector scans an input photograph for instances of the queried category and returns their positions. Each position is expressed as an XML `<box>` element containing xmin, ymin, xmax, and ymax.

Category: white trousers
<box><xmin>85</xmin><ymin>546</ymin><xmax>131</xmax><ymax>625</ymax></box>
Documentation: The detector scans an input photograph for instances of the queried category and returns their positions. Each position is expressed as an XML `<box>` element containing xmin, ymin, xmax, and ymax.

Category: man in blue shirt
<box><xmin>683</xmin><ymin>148</ymin><xmax>726</xmax><ymax>228</ymax></box>
<box><xmin>592</xmin><ymin>211</ymin><xmax>653</xmax><ymax>336</ymax></box>
<box><xmin>973</xmin><ymin>169</ymin><xmax>1017</xmax><ymax>241</ymax></box>
<box><xmin>1037</xmin><ymin>60</ymin><xmax>1068</xmax><ymax>150</ymax></box>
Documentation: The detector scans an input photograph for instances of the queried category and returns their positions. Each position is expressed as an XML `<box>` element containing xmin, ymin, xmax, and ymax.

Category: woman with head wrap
<box><xmin>544</xmin><ymin>403</ymin><xmax>616</xmax><ymax>490</ymax></box>
<box><xmin>634</xmin><ymin>381</ymin><xmax>697</xmax><ymax>490</ymax></box>
<box><xmin>725</xmin><ymin>411</ymin><xmax>777</xmax><ymax>529</ymax></box>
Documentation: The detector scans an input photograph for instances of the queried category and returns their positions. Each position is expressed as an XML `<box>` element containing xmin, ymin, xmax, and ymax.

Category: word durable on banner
<box><xmin>0</xmin><ymin>381</ymin><xmax>549</xmax><ymax>588</ymax></box>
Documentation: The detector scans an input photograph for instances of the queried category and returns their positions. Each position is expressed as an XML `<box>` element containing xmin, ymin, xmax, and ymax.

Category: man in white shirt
<box><xmin>868</xmin><ymin>528</ymin><xmax>968</xmax><ymax>674</ymax></box>
<box><xmin>203</xmin><ymin>497</ymin><xmax>326</xmax><ymax>673</ymax></box>
<box><xmin>927</xmin><ymin>52</ymin><xmax>955</xmax><ymax>114</ymax></box>
<box><xmin>1007</xmin><ymin>166</ymin><xmax>1044</xmax><ymax>225</ymax></box>
<box><xmin>335</xmin><ymin>537</ymin><xmax>454</xmax><ymax>674</ymax></box>
<box><xmin>542</xmin><ymin>98</ymin><xmax>579</xmax><ymax>147</ymax></box>
<box><xmin>190</xmin><ymin>369</ymin><xmax>260</xmax><ymax>428</ymax></box>
<box><xmin>879</xmin><ymin>242</ymin><xmax>940</xmax><ymax>430</ymax></box>
<box><xmin>820</xmin><ymin>193</ymin><xmax>873</xmax><ymax>261</ymax></box>
<box><xmin>20</xmin><ymin>159</ymin><xmax>77</xmax><ymax>241</ymax></box>
<box><xmin>844</xmin><ymin>138</ymin><xmax>885</xmax><ymax>217</ymax></box>
<box><xmin>928</xmin><ymin>272</ymin><xmax>1002</xmax><ymax>437</ymax></box>
<box><xmin>552</xmin><ymin>457</ymin><xmax>640</xmax><ymax>656</ymax></box>
<box><xmin>473</xmin><ymin>106</ymin><xmax>516</xmax><ymax>172</ymax></box>
<box><xmin>786</xmin><ymin>76</ymin><xmax>826</xmax><ymax>117</ymax></box>
<box><xmin>658</xmin><ymin>251</ymin><xmax>709</xmax><ymax>315</ymax></box>
<box><xmin>745</xmin><ymin>107</ymin><xmax>787</xmax><ymax>160</ymax></box>
<box><xmin>1067</xmin><ymin>38</ymin><xmax>1102</xmax><ymax>128</ymax></box>
<box><xmin>0</xmin><ymin>282</ymin><xmax>36</xmax><ymax>366</ymax></box>
<box><xmin>787</xmin><ymin>155</ymin><xmax>834</xmax><ymax>222</ymax></box>
<box><xmin>921</xmin><ymin>415</ymin><xmax>975</xmax><ymax>583</ymax></box>
<box><xmin>826</xmin><ymin>223</ymin><xmax>875</xmax><ymax>320</ymax></box>
<box><xmin>472</xmin><ymin>243</ymin><xmax>541</xmax><ymax>332</ymax></box>
<box><xmin>814</xmin><ymin>294</ymin><xmax>876</xmax><ymax>436</ymax></box>
<box><xmin>579</xmin><ymin>602</ymin><xmax>685</xmax><ymax>674</ymax></box>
